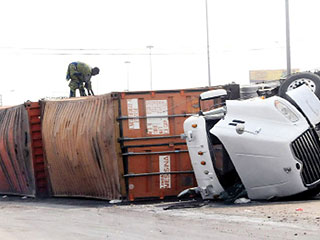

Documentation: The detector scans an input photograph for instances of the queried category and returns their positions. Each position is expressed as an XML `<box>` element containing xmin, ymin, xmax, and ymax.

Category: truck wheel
<box><xmin>279</xmin><ymin>72</ymin><xmax>320</xmax><ymax>99</ymax></box>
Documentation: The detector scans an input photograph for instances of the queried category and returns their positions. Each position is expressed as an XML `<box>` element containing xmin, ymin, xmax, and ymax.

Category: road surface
<box><xmin>0</xmin><ymin>196</ymin><xmax>319</xmax><ymax>239</ymax></box>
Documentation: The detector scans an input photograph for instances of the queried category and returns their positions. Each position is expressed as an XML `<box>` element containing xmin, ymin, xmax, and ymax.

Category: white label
<box><xmin>127</xmin><ymin>99</ymin><xmax>140</xmax><ymax>129</ymax></box>
<box><xmin>146</xmin><ymin>100</ymin><xmax>169</xmax><ymax>135</ymax></box>
<box><xmin>159</xmin><ymin>155</ymin><xmax>171</xmax><ymax>189</ymax></box>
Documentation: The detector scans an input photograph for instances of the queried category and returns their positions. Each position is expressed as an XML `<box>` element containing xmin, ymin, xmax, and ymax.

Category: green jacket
<box><xmin>66</xmin><ymin>62</ymin><xmax>92</xmax><ymax>83</ymax></box>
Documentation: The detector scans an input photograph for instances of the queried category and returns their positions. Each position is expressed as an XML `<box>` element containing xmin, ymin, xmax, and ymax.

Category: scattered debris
<box><xmin>296</xmin><ymin>208</ymin><xmax>303</xmax><ymax>212</ymax></box>
<box><xmin>219</xmin><ymin>183</ymin><xmax>247</xmax><ymax>204</ymax></box>
<box><xmin>109</xmin><ymin>199</ymin><xmax>122</xmax><ymax>204</ymax></box>
<box><xmin>2</xmin><ymin>195</ymin><xmax>7</xmax><ymax>199</ymax></box>
<box><xmin>177</xmin><ymin>187</ymin><xmax>201</xmax><ymax>198</ymax></box>
<box><xmin>234</xmin><ymin>198</ymin><xmax>251</xmax><ymax>204</ymax></box>
<box><xmin>162</xmin><ymin>200</ymin><xmax>208</xmax><ymax>210</ymax></box>
<box><xmin>21</xmin><ymin>196</ymin><xmax>28</xmax><ymax>200</ymax></box>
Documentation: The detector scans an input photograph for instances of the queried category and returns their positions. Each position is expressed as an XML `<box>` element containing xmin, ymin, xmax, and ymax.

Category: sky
<box><xmin>1</xmin><ymin>0</ymin><xmax>320</xmax><ymax>105</ymax></box>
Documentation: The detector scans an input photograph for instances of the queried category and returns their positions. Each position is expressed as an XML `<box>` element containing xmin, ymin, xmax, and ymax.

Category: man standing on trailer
<box><xmin>66</xmin><ymin>62</ymin><xmax>100</xmax><ymax>97</ymax></box>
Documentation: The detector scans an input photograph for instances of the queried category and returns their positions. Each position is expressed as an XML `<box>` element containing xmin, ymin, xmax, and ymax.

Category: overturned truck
<box><xmin>183</xmin><ymin>85</ymin><xmax>320</xmax><ymax>200</ymax></box>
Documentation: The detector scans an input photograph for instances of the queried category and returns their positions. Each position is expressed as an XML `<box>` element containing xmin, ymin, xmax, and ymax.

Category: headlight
<box><xmin>274</xmin><ymin>100</ymin><xmax>299</xmax><ymax>122</ymax></box>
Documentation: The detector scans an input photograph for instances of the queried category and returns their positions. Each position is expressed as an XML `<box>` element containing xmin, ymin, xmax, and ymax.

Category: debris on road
<box><xmin>109</xmin><ymin>199</ymin><xmax>122</xmax><ymax>204</ymax></box>
<box><xmin>234</xmin><ymin>198</ymin><xmax>251</xmax><ymax>204</ymax></box>
<box><xmin>218</xmin><ymin>183</ymin><xmax>247</xmax><ymax>203</ymax></box>
<box><xmin>162</xmin><ymin>200</ymin><xmax>208</xmax><ymax>210</ymax></box>
<box><xmin>177</xmin><ymin>187</ymin><xmax>201</xmax><ymax>198</ymax></box>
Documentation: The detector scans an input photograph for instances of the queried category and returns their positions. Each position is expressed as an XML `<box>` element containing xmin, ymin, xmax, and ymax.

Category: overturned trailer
<box><xmin>183</xmin><ymin>85</ymin><xmax>320</xmax><ymax>200</ymax></box>
<box><xmin>39</xmin><ymin>84</ymin><xmax>239</xmax><ymax>201</ymax></box>
<box><xmin>0</xmin><ymin>85</ymin><xmax>240</xmax><ymax>201</ymax></box>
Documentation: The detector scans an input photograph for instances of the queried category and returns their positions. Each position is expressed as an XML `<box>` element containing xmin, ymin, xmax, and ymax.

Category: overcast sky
<box><xmin>1</xmin><ymin>0</ymin><xmax>320</xmax><ymax>105</ymax></box>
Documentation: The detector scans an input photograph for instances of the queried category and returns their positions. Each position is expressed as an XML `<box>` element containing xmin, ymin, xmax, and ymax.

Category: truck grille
<box><xmin>292</xmin><ymin>129</ymin><xmax>320</xmax><ymax>186</ymax></box>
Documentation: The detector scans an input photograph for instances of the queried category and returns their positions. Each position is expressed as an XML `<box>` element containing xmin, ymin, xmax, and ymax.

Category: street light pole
<box><xmin>285</xmin><ymin>0</ymin><xmax>291</xmax><ymax>75</ymax></box>
<box><xmin>205</xmin><ymin>0</ymin><xmax>212</xmax><ymax>86</ymax></box>
<box><xmin>146</xmin><ymin>45</ymin><xmax>154</xmax><ymax>90</ymax></box>
<box><xmin>124</xmin><ymin>61</ymin><xmax>131</xmax><ymax>91</ymax></box>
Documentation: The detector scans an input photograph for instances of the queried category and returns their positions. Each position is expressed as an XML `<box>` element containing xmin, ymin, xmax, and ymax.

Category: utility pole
<box><xmin>205</xmin><ymin>0</ymin><xmax>212</xmax><ymax>86</ymax></box>
<box><xmin>285</xmin><ymin>0</ymin><xmax>291</xmax><ymax>75</ymax></box>
<box><xmin>146</xmin><ymin>46</ymin><xmax>154</xmax><ymax>90</ymax></box>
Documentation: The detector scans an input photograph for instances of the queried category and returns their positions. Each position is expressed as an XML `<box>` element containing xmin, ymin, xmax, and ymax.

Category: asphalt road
<box><xmin>0</xmin><ymin>196</ymin><xmax>319</xmax><ymax>240</ymax></box>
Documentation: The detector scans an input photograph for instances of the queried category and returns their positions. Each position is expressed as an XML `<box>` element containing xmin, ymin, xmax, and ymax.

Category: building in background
<box><xmin>249</xmin><ymin>69</ymin><xmax>299</xmax><ymax>83</ymax></box>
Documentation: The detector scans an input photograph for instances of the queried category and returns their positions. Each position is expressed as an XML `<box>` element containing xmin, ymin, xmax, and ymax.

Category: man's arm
<box><xmin>84</xmin><ymin>80</ymin><xmax>94</xmax><ymax>96</ymax></box>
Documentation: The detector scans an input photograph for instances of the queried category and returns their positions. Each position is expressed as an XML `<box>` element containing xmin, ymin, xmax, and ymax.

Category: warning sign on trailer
<box><xmin>146</xmin><ymin>100</ymin><xmax>169</xmax><ymax>135</ymax></box>
<box><xmin>159</xmin><ymin>155</ymin><xmax>171</xmax><ymax>189</ymax></box>
<box><xmin>127</xmin><ymin>99</ymin><xmax>140</xmax><ymax>130</ymax></box>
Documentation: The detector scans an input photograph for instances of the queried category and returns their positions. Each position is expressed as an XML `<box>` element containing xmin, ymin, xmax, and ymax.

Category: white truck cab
<box><xmin>184</xmin><ymin>85</ymin><xmax>320</xmax><ymax>200</ymax></box>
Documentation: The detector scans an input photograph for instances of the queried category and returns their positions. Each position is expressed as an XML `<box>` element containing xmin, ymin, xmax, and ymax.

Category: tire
<box><xmin>279</xmin><ymin>72</ymin><xmax>320</xmax><ymax>100</ymax></box>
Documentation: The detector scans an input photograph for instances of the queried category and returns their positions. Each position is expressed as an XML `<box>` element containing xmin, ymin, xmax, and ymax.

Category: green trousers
<box><xmin>69</xmin><ymin>80</ymin><xmax>86</xmax><ymax>97</ymax></box>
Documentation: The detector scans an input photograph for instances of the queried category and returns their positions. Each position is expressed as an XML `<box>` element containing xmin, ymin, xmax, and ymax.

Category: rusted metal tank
<box><xmin>0</xmin><ymin>105</ymin><xmax>36</xmax><ymax>196</ymax></box>
<box><xmin>40</xmin><ymin>94</ymin><xmax>124</xmax><ymax>200</ymax></box>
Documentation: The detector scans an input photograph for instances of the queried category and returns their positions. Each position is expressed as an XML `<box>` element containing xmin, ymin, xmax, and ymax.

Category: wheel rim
<box><xmin>287</xmin><ymin>78</ymin><xmax>316</xmax><ymax>92</ymax></box>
